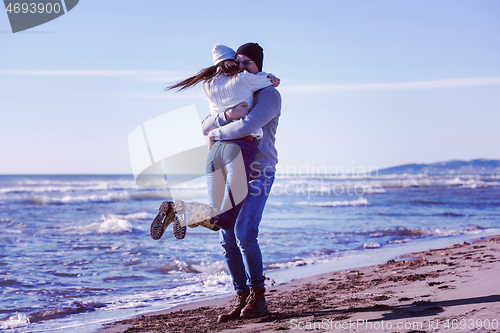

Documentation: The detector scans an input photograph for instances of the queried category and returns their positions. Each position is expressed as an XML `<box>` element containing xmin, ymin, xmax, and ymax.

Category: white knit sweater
<box><xmin>202</xmin><ymin>70</ymin><xmax>272</xmax><ymax>139</ymax></box>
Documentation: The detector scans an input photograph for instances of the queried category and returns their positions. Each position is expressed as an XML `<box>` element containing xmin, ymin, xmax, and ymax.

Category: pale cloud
<box><xmin>70</xmin><ymin>90</ymin><xmax>206</xmax><ymax>100</ymax></box>
<box><xmin>0</xmin><ymin>69</ymin><xmax>187</xmax><ymax>81</ymax></box>
<box><xmin>0</xmin><ymin>69</ymin><xmax>207</xmax><ymax>100</ymax></box>
<box><xmin>3</xmin><ymin>71</ymin><xmax>499</xmax><ymax>95</ymax></box>
<box><xmin>116</xmin><ymin>91</ymin><xmax>206</xmax><ymax>100</ymax></box>
<box><xmin>280</xmin><ymin>77</ymin><xmax>500</xmax><ymax>94</ymax></box>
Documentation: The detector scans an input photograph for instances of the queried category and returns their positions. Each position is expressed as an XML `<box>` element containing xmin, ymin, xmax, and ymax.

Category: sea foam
<box><xmin>71</xmin><ymin>214</ymin><xmax>134</xmax><ymax>235</ymax></box>
<box><xmin>0</xmin><ymin>313</ymin><xmax>30</xmax><ymax>329</ymax></box>
<box><xmin>25</xmin><ymin>192</ymin><xmax>131</xmax><ymax>205</ymax></box>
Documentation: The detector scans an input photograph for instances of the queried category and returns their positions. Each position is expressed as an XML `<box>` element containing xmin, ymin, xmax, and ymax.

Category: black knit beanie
<box><xmin>236</xmin><ymin>42</ymin><xmax>264</xmax><ymax>72</ymax></box>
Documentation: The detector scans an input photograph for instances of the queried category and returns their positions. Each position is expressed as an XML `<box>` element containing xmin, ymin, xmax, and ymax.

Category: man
<box><xmin>202</xmin><ymin>42</ymin><xmax>281</xmax><ymax>322</ymax></box>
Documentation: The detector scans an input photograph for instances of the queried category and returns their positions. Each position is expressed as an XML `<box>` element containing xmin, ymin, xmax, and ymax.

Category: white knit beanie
<box><xmin>212</xmin><ymin>44</ymin><xmax>236</xmax><ymax>65</ymax></box>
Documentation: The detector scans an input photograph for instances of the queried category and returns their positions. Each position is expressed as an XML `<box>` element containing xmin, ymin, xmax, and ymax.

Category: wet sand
<box><xmin>98</xmin><ymin>236</ymin><xmax>500</xmax><ymax>332</ymax></box>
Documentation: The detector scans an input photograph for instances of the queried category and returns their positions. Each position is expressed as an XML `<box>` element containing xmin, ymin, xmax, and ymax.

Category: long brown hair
<box><xmin>165</xmin><ymin>59</ymin><xmax>240</xmax><ymax>91</ymax></box>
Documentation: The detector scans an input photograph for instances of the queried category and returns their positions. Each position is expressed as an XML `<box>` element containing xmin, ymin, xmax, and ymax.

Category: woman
<box><xmin>150</xmin><ymin>44</ymin><xmax>279</xmax><ymax>240</ymax></box>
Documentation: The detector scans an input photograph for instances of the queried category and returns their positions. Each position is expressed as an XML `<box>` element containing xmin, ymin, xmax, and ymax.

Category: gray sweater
<box><xmin>201</xmin><ymin>86</ymin><xmax>281</xmax><ymax>173</ymax></box>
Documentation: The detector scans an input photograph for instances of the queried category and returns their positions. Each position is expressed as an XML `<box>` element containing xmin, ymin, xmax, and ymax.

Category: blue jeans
<box><xmin>206</xmin><ymin>138</ymin><xmax>257</xmax><ymax>229</ymax></box>
<box><xmin>219</xmin><ymin>171</ymin><xmax>275</xmax><ymax>291</ymax></box>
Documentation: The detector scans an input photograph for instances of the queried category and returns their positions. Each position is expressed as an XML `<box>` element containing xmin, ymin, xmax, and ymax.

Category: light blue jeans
<box><xmin>219</xmin><ymin>171</ymin><xmax>275</xmax><ymax>291</ymax></box>
<box><xmin>206</xmin><ymin>138</ymin><xmax>257</xmax><ymax>217</ymax></box>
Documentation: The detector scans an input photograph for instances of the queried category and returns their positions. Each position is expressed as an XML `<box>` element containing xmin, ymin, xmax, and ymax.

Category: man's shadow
<box><xmin>258</xmin><ymin>294</ymin><xmax>500</xmax><ymax>322</ymax></box>
<box><xmin>369</xmin><ymin>295</ymin><xmax>500</xmax><ymax>321</ymax></box>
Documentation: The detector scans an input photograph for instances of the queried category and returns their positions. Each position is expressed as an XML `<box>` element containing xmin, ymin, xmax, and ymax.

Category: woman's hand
<box><xmin>268</xmin><ymin>74</ymin><xmax>280</xmax><ymax>87</ymax></box>
<box><xmin>225</xmin><ymin>102</ymin><xmax>250</xmax><ymax>121</ymax></box>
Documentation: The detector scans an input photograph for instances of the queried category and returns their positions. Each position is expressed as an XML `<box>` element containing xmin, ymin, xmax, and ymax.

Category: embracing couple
<box><xmin>150</xmin><ymin>42</ymin><xmax>281</xmax><ymax>322</ymax></box>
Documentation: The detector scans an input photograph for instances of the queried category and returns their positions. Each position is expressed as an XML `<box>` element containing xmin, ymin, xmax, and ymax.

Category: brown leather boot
<box><xmin>150</xmin><ymin>201</ymin><xmax>175</xmax><ymax>240</ymax></box>
<box><xmin>217</xmin><ymin>290</ymin><xmax>250</xmax><ymax>323</ymax></box>
<box><xmin>240</xmin><ymin>286</ymin><xmax>269</xmax><ymax>318</ymax></box>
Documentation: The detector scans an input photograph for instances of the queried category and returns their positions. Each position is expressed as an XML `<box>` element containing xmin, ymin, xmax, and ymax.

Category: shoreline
<box><xmin>97</xmin><ymin>235</ymin><xmax>500</xmax><ymax>332</ymax></box>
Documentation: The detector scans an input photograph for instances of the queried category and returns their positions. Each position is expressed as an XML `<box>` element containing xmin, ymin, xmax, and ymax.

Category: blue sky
<box><xmin>1</xmin><ymin>0</ymin><xmax>499</xmax><ymax>174</ymax></box>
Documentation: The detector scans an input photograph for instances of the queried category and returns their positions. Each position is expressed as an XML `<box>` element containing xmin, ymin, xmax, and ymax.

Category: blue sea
<box><xmin>1</xmin><ymin>173</ymin><xmax>499</xmax><ymax>332</ymax></box>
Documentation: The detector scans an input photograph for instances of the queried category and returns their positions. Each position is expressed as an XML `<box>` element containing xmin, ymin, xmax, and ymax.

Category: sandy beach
<box><xmin>97</xmin><ymin>235</ymin><xmax>500</xmax><ymax>333</ymax></box>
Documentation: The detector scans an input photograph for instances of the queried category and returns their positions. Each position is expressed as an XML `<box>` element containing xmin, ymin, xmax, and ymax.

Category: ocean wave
<box><xmin>190</xmin><ymin>260</ymin><xmax>228</xmax><ymax>275</ymax></box>
<box><xmin>266</xmin><ymin>258</ymin><xmax>308</xmax><ymax>270</ymax></box>
<box><xmin>103</xmin><ymin>272</ymin><xmax>233</xmax><ymax>313</ymax></box>
<box><xmin>122</xmin><ymin>212</ymin><xmax>153</xmax><ymax>220</ymax></box>
<box><xmin>23</xmin><ymin>191</ymin><xmax>207</xmax><ymax>205</ymax></box>
<box><xmin>343</xmin><ymin>174</ymin><xmax>500</xmax><ymax>189</ymax></box>
<box><xmin>0</xmin><ymin>229</ymin><xmax>22</xmax><ymax>234</ymax></box>
<box><xmin>0</xmin><ymin>313</ymin><xmax>30</xmax><ymax>329</ymax></box>
<box><xmin>0</xmin><ymin>279</ymin><xmax>24</xmax><ymax>286</ymax></box>
<box><xmin>410</xmin><ymin>199</ymin><xmax>449</xmax><ymax>205</ymax></box>
<box><xmin>0</xmin><ymin>185</ymin><xmax>76</xmax><ymax>194</ymax></box>
<box><xmin>4</xmin><ymin>179</ymin><xmax>138</xmax><ymax>194</ymax></box>
<box><xmin>440</xmin><ymin>212</ymin><xmax>465</xmax><ymax>217</ymax></box>
<box><xmin>380</xmin><ymin>225</ymin><xmax>495</xmax><ymax>243</ymax></box>
<box><xmin>367</xmin><ymin>226</ymin><xmax>431</xmax><ymax>238</ymax></box>
<box><xmin>296</xmin><ymin>197</ymin><xmax>368</xmax><ymax>207</ymax></box>
<box><xmin>350</xmin><ymin>225</ymin><xmax>498</xmax><ymax>242</ymax></box>
<box><xmin>405</xmin><ymin>199</ymin><xmax>499</xmax><ymax>208</ymax></box>
<box><xmin>362</xmin><ymin>242</ymin><xmax>381</xmax><ymax>249</ymax></box>
<box><xmin>70</xmin><ymin>215</ymin><xmax>134</xmax><ymax>235</ymax></box>
<box><xmin>103</xmin><ymin>275</ymin><xmax>150</xmax><ymax>283</ymax></box>
<box><xmin>265</xmin><ymin>253</ymin><xmax>370</xmax><ymax>271</ymax></box>
<box><xmin>0</xmin><ymin>184</ymin><xmax>135</xmax><ymax>194</ymax></box>
<box><xmin>99</xmin><ymin>261</ymin><xmax>233</xmax><ymax>313</ymax></box>
<box><xmin>25</xmin><ymin>192</ymin><xmax>131</xmax><ymax>205</ymax></box>
<box><xmin>271</xmin><ymin>176</ymin><xmax>494</xmax><ymax>196</ymax></box>
<box><xmin>157</xmin><ymin>260</ymin><xmax>228</xmax><ymax>275</ymax></box>
<box><xmin>29</xmin><ymin>301</ymin><xmax>106</xmax><ymax>323</ymax></box>
<box><xmin>375</xmin><ymin>212</ymin><xmax>474</xmax><ymax>218</ymax></box>
<box><xmin>362</xmin><ymin>187</ymin><xmax>386</xmax><ymax>194</ymax></box>
<box><xmin>159</xmin><ymin>260</ymin><xmax>203</xmax><ymax>274</ymax></box>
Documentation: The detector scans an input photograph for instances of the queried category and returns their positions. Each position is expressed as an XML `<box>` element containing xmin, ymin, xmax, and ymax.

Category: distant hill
<box><xmin>377</xmin><ymin>159</ymin><xmax>500</xmax><ymax>175</ymax></box>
